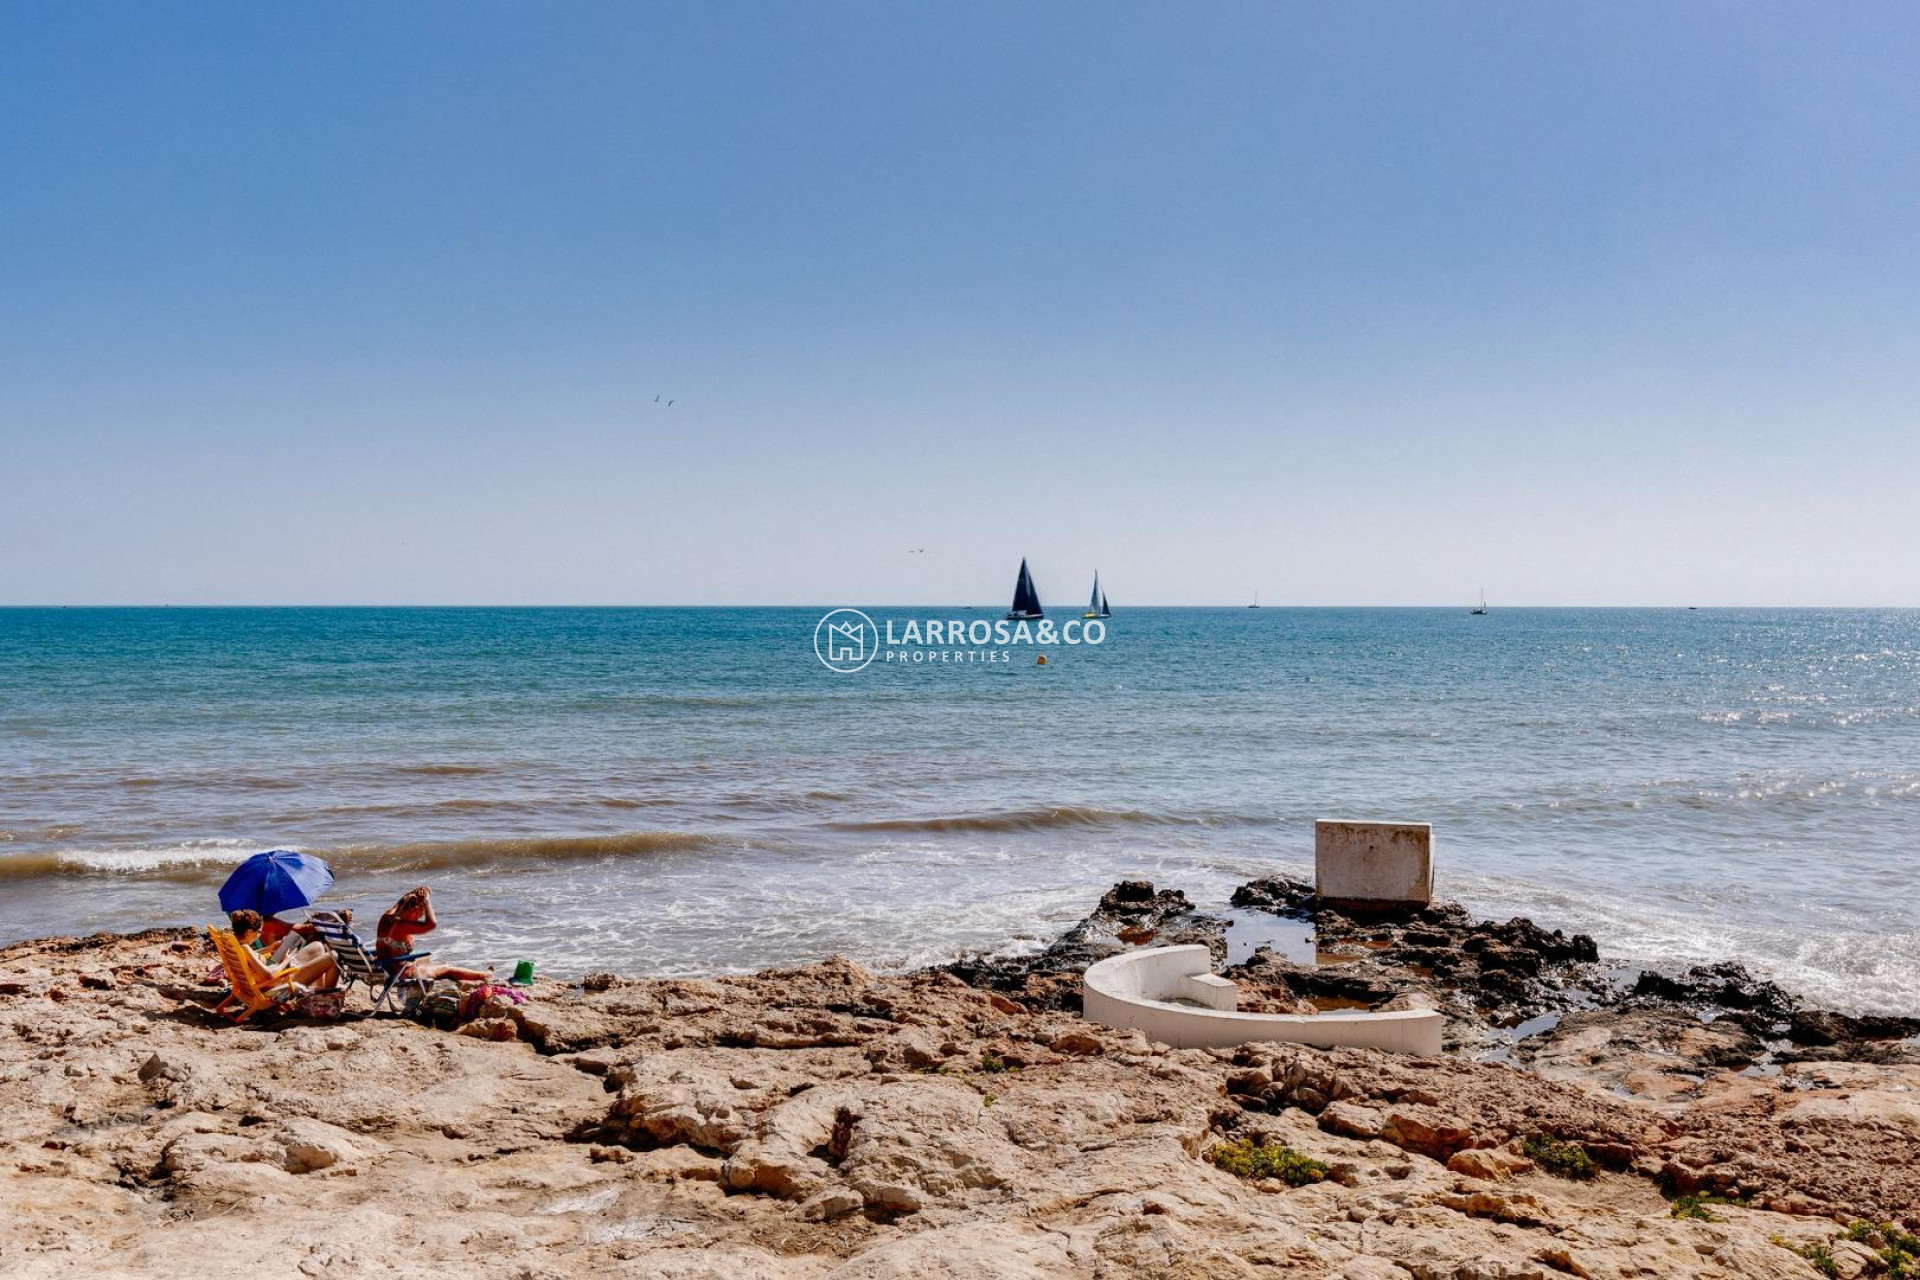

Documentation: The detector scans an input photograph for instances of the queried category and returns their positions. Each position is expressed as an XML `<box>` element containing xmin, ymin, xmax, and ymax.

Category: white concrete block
<box><xmin>1315</xmin><ymin>820</ymin><xmax>1432</xmax><ymax>907</ymax></box>
<box><xmin>1178</xmin><ymin>972</ymin><xmax>1239</xmax><ymax>1011</ymax></box>
<box><xmin>1082</xmin><ymin>945</ymin><xmax>1444</xmax><ymax>1056</ymax></box>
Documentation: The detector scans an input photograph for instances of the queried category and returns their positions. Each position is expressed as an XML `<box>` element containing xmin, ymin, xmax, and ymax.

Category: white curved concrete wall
<box><xmin>1083</xmin><ymin>945</ymin><xmax>1443</xmax><ymax>1056</ymax></box>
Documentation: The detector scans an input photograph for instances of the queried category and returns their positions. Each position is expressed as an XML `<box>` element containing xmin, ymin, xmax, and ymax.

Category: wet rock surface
<box><xmin>1629</xmin><ymin>960</ymin><xmax>1796</xmax><ymax>1021</ymax></box>
<box><xmin>1215</xmin><ymin>875</ymin><xmax>1916</xmax><ymax>1076</ymax></box>
<box><xmin>940</xmin><ymin>880</ymin><xmax>1227</xmax><ymax>1012</ymax></box>
<box><xmin>1218</xmin><ymin>877</ymin><xmax>1613</xmax><ymax>1050</ymax></box>
<box><xmin>2</xmin><ymin>886</ymin><xmax>1916</xmax><ymax>1278</ymax></box>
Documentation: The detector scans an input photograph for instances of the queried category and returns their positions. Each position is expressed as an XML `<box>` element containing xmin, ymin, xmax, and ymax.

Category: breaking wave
<box><xmin>0</xmin><ymin>830</ymin><xmax>730</xmax><ymax>882</ymax></box>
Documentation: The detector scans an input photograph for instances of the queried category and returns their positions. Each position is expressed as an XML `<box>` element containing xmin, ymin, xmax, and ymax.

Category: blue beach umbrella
<box><xmin>218</xmin><ymin>850</ymin><xmax>334</xmax><ymax>917</ymax></box>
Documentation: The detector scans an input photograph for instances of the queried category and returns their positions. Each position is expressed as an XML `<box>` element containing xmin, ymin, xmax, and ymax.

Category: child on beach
<box><xmin>376</xmin><ymin>886</ymin><xmax>490</xmax><ymax>983</ymax></box>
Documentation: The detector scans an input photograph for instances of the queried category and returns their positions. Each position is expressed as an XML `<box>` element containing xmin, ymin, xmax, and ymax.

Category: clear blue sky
<box><xmin>3</xmin><ymin>3</ymin><xmax>1917</xmax><ymax>606</ymax></box>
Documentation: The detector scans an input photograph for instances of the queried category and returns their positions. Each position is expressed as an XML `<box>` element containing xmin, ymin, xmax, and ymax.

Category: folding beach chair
<box><xmin>306</xmin><ymin>910</ymin><xmax>431</xmax><ymax>1014</ymax></box>
<box><xmin>206</xmin><ymin>926</ymin><xmax>300</xmax><ymax>1023</ymax></box>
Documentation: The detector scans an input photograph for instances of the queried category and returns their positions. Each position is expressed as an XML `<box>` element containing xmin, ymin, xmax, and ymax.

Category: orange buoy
<box><xmin>1036</xmin><ymin>654</ymin><xmax>1048</xmax><ymax>666</ymax></box>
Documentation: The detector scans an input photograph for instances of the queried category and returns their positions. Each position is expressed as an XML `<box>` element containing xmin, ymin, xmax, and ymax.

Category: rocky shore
<box><xmin>4</xmin><ymin>882</ymin><xmax>1918</xmax><ymax>1278</ymax></box>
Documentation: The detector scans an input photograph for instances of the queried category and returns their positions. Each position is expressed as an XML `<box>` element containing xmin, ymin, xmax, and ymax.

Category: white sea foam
<box><xmin>0</xmin><ymin>838</ymin><xmax>258</xmax><ymax>878</ymax></box>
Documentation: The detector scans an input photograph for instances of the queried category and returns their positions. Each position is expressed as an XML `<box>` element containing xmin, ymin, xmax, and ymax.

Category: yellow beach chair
<box><xmin>207</xmin><ymin>926</ymin><xmax>299</xmax><ymax>1023</ymax></box>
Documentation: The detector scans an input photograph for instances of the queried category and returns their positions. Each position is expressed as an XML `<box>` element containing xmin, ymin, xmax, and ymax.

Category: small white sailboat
<box><xmin>1248</xmin><ymin>590</ymin><xmax>1260</xmax><ymax>609</ymax></box>
<box><xmin>1082</xmin><ymin>572</ymin><xmax>1111</xmax><ymax>619</ymax></box>
<box><xmin>1470</xmin><ymin>589</ymin><xmax>1488</xmax><ymax>616</ymax></box>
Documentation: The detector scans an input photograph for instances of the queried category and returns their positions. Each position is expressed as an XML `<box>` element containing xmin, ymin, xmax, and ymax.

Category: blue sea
<box><xmin>1</xmin><ymin>607</ymin><xmax>1916</xmax><ymax>1015</ymax></box>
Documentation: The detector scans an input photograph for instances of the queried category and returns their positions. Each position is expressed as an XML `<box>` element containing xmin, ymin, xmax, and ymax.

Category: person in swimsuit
<box><xmin>376</xmin><ymin>886</ymin><xmax>489</xmax><ymax>983</ymax></box>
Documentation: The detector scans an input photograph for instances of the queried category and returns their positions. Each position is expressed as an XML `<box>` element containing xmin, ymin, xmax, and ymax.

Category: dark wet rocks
<box><xmin>1223</xmin><ymin>876</ymin><xmax>1920</xmax><ymax>1076</ymax></box>
<box><xmin>1630</xmin><ymin>961</ymin><xmax>1797</xmax><ymax>1023</ymax></box>
<box><xmin>1789</xmin><ymin>1009</ymin><xmax>1920</xmax><ymax>1045</ymax></box>
<box><xmin>1046</xmin><ymin>880</ymin><xmax>1228</xmax><ymax>966</ymax></box>
<box><xmin>1223</xmin><ymin>876</ymin><xmax>1606</xmax><ymax>1050</ymax></box>
<box><xmin>1233</xmin><ymin>950</ymin><xmax>1402</xmax><ymax>1008</ymax></box>
<box><xmin>1777</xmin><ymin>1007</ymin><xmax>1920</xmax><ymax>1065</ymax></box>
<box><xmin>942</xmin><ymin>876</ymin><xmax>1916</xmax><ymax>1077</ymax></box>
<box><xmin>1463</xmin><ymin>916</ymin><xmax>1599</xmax><ymax>967</ymax></box>
<box><xmin>939</xmin><ymin>880</ymin><xmax>1226</xmax><ymax>1011</ymax></box>
<box><xmin>1612</xmin><ymin>962</ymin><xmax>1920</xmax><ymax>1067</ymax></box>
<box><xmin>1228</xmin><ymin>877</ymin><xmax>1318</xmax><ymax>914</ymax></box>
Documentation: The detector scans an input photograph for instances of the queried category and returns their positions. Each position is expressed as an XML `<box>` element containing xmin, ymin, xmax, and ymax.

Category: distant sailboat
<box><xmin>1248</xmin><ymin>590</ymin><xmax>1260</xmax><ymax>609</ymax></box>
<box><xmin>1099</xmin><ymin>589</ymin><xmax>1110</xmax><ymax>618</ymax></box>
<box><xmin>1005</xmin><ymin>558</ymin><xmax>1044</xmax><ymax>621</ymax></box>
<box><xmin>1470</xmin><ymin>589</ymin><xmax>1488</xmax><ymax>616</ymax></box>
<box><xmin>1083</xmin><ymin>572</ymin><xmax>1104</xmax><ymax>619</ymax></box>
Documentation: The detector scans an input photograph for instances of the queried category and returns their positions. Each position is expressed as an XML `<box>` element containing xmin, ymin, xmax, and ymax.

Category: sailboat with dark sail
<box><xmin>1005</xmin><ymin>558</ymin><xmax>1044</xmax><ymax>621</ymax></box>
<box><xmin>1082</xmin><ymin>572</ymin><xmax>1112</xmax><ymax>619</ymax></box>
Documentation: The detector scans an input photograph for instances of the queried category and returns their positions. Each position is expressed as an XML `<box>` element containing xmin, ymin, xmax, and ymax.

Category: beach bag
<box><xmin>287</xmin><ymin>988</ymin><xmax>345</xmax><ymax>1021</ymax></box>
<box><xmin>410</xmin><ymin>979</ymin><xmax>466</xmax><ymax>1031</ymax></box>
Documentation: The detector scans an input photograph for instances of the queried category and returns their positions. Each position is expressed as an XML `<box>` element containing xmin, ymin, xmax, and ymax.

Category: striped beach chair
<box><xmin>306</xmin><ymin>910</ymin><xmax>430</xmax><ymax>1014</ymax></box>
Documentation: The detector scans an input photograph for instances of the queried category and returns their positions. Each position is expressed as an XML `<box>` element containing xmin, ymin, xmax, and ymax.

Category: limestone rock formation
<box><xmin>2</xmin><ymin>893</ymin><xmax>1914</xmax><ymax>1278</ymax></box>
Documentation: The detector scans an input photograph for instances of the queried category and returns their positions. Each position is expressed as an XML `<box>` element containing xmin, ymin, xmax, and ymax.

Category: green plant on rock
<box><xmin>1520</xmin><ymin>1134</ymin><xmax>1595</xmax><ymax>1180</ymax></box>
<box><xmin>1793</xmin><ymin>1242</ymin><xmax>1838</xmax><ymax>1278</ymax></box>
<box><xmin>977</xmin><ymin>1052</ymin><xmax>1019</xmax><ymax>1074</ymax></box>
<box><xmin>1841</xmin><ymin>1221</ymin><xmax>1920</xmax><ymax>1278</ymax></box>
<box><xmin>1205</xmin><ymin>1138</ymin><xmax>1328</xmax><ymax>1187</ymax></box>
<box><xmin>1670</xmin><ymin>1192</ymin><xmax>1747</xmax><ymax>1221</ymax></box>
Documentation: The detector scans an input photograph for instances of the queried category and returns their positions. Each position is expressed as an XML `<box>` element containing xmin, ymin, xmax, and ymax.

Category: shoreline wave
<box><xmin>0</xmin><ymin>830</ymin><xmax>732</xmax><ymax>882</ymax></box>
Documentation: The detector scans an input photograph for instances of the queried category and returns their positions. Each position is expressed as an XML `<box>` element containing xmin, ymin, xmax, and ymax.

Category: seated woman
<box><xmin>221</xmin><ymin>909</ymin><xmax>310</xmax><ymax>965</ymax></box>
<box><xmin>376</xmin><ymin>887</ymin><xmax>489</xmax><ymax>983</ymax></box>
<box><xmin>217</xmin><ymin>909</ymin><xmax>340</xmax><ymax>1014</ymax></box>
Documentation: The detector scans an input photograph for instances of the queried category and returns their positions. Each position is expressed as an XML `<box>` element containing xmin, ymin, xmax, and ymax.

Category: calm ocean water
<box><xmin>1</xmin><ymin>607</ymin><xmax>1915</xmax><ymax>1014</ymax></box>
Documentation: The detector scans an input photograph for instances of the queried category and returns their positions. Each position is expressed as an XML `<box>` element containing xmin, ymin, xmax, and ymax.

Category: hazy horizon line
<box><xmin>4</xmin><ymin>602</ymin><xmax>1915</xmax><ymax>612</ymax></box>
